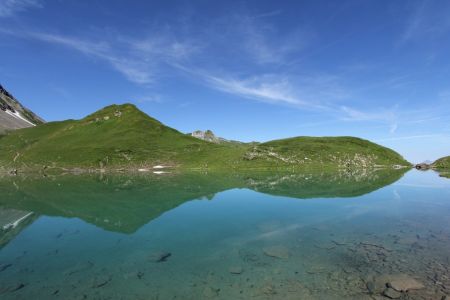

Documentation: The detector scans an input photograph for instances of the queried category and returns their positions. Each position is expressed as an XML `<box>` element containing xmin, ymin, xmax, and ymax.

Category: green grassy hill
<box><xmin>433</xmin><ymin>156</ymin><xmax>450</xmax><ymax>169</ymax></box>
<box><xmin>241</xmin><ymin>136</ymin><xmax>409</xmax><ymax>168</ymax></box>
<box><xmin>432</xmin><ymin>156</ymin><xmax>450</xmax><ymax>178</ymax></box>
<box><xmin>0</xmin><ymin>104</ymin><xmax>244</xmax><ymax>170</ymax></box>
<box><xmin>0</xmin><ymin>103</ymin><xmax>410</xmax><ymax>171</ymax></box>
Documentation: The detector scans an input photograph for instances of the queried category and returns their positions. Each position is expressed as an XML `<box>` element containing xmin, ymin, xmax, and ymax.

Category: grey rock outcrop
<box><xmin>191</xmin><ymin>129</ymin><xmax>220</xmax><ymax>143</ymax></box>
<box><xmin>0</xmin><ymin>84</ymin><xmax>44</xmax><ymax>133</ymax></box>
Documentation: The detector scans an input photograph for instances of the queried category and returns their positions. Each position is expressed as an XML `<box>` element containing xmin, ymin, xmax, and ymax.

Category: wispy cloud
<box><xmin>375</xmin><ymin>134</ymin><xmax>445</xmax><ymax>142</ymax></box>
<box><xmin>0</xmin><ymin>0</ymin><xmax>41</xmax><ymax>17</ymax></box>
<box><xmin>135</xmin><ymin>94</ymin><xmax>162</xmax><ymax>103</ymax></box>
<box><xmin>211</xmin><ymin>12</ymin><xmax>309</xmax><ymax>66</ymax></box>
<box><xmin>202</xmin><ymin>74</ymin><xmax>302</xmax><ymax>105</ymax></box>
<box><xmin>401</xmin><ymin>1</ymin><xmax>427</xmax><ymax>43</ymax></box>
<box><xmin>340</xmin><ymin>105</ymin><xmax>399</xmax><ymax>133</ymax></box>
<box><xmin>0</xmin><ymin>26</ymin><xmax>416</xmax><ymax>136</ymax></box>
<box><xmin>173</xmin><ymin>63</ymin><xmax>345</xmax><ymax>111</ymax></box>
<box><xmin>254</xmin><ymin>10</ymin><xmax>282</xmax><ymax>19</ymax></box>
<box><xmin>4</xmin><ymin>29</ymin><xmax>197</xmax><ymax>86</ymax></box>
<box><xmin>1</xmin><ymin>7</ymin><xmax>441</xmax><ymax>137</ymax></box>
<box><xmin>400</xmin><ymin>0</ymin><xmax>450</xmax><ymax>44</ymax></box>
<box><xmin>30</xmin><ymin>32</ymin><xmax>155</xmax><ymax>85</ymax></box>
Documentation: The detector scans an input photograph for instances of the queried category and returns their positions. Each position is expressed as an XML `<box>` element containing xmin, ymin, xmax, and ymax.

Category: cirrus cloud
<box><xmin>0</xmin><ymin>0</ymin><xmax>41</xmax><ymax>17</ymax></box>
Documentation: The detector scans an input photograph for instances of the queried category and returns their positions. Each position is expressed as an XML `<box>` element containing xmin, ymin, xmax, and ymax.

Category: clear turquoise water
<box><xmin>0</xmin><ymin>169</ymin><xmax>450</xmax><ymax>299</ymax></box>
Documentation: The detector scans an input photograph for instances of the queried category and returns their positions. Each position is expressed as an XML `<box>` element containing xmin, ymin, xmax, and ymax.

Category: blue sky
<box><xmin>0</xmin><ymin>0</ymin><xmax>449</xmax><ymax>162</ymax></box>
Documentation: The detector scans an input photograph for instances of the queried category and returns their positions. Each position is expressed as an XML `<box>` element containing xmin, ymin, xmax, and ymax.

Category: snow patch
<box><xmin>5</xmin><ymin>110</ymin><xmax>35</xmax><ymax>126</ymax></box>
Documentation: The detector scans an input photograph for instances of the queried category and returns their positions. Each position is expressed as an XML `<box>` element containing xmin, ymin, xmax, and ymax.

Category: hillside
<box><xmin>242</xmin><ymin>136</ymin><xmax>409</xmax><ymax>168</ymax></box>
<box><xmin>433</xmin><ymin>156</ymin><xmax>450</xmax><ymax>169</ymax></box>
<box><xmin>0</xmin><ymin>103</ymin><xmax>410</xmax><ymax>171</ymax></box>
<box><xmin>0</xmin><ymin>104</ymin><xmax>243</xmax><ymax>170</ymax></box>
<box><xmin>0</xmin><ymin>84</ymin><xmax>44</xmax><ymax>133</ymax></box>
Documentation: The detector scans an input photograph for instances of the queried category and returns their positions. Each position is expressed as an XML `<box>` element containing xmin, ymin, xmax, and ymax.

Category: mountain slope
<box><xmin>0</xmin><ymin>84</ymin><xmax>44</xmax><ymax>133</ymax></box>
<box><xmin>242</xmin><ymin>136</ymin><xmax>410</xmax><ymax>168</ymax></box>
<box><xmin>0</xmin><ymin>104</ymin><xmax>246</xmax><ymax>169</ymax></box>
<box><xmin>433</xmin><ymin>156</ymin><xmax>450</xmax><ymax>170</ymax></box>
<box><xmin>433</xmin><ymin>156</ymin><xmax>450</xmax><ymax>178</ymax></box>
<box><xmin>0</xmin><ymin>103</ymin><xmax>410</xmax><ymax>171</ymax></box>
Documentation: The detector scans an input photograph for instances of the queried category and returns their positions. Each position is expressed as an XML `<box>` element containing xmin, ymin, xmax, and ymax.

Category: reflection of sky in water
<box><xmin>0</xmin><ymin>169</ymin><xmax>450</xmax><ymax>299</ymax></box>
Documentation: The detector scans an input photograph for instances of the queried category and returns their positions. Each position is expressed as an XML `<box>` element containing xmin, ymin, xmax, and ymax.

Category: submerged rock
<box><xmin>149</xmin><ymin>251</ymin><xmax>172</xmax><ymax>262</ymax></box>
<box><xmin>263</xmin><ymin>245</ymin><xmax>289</xmax><ymax>259</ymax></box>
<box><xmin>383</xmin><ymin>287</ymin><xmax>402</xmax><ymax>299</ymax></box>
<box><xmin>203</xmin><ymin>286</ymin><xmax>220</xmax><ymax>298</ymax></box>
<box><xmin>229</xmin><ymin>266</ymin><xmax>243</xmax><ymax>274</ymax></box>
<box><xmin>0</xmin><ymin>263</ymin><xmax>12</xmax><ymax>272</ymax></box>
<box><xmin>260</xmin><ymin>282</ymin><xmax>277</xmax><ymax>296</ymax></box>
<box><xmin>92</xmin><ymin>275</ymin><xmax>112</xmax><ymax>288</ymax></box>
<box><xmin>388</xmin><ymin>274</ymin><xmax>424</xmax><ymax>291</ymax></box>
<box><xmin>365</xmin><ymin>281</ymin><xmax>376</xmax><ymax>294</ymax></box>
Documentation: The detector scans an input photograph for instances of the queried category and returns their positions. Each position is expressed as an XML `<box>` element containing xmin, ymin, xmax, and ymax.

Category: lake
<box><xmin>0</xmin><ymin>169</ymin><xmax>449</xmax><ymax>299</ymax></box>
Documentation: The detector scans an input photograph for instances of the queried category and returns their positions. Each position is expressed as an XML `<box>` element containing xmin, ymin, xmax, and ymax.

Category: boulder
<box><xmin>383</xmin><ymin>287</ymin><xmax>402</xmax><ymax>299</ymax></box>
<box><xmin>388</xmin><ymin>274</ymin><xmax>424</xmax><ymax>292</ymax></box>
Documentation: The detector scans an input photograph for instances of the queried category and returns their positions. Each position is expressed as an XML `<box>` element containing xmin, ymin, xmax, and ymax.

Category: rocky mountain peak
<box><xmin>191</xmin><ymin>129</ymin><xmax>220</xmax><ymax>143</ymax></box>
<box><xmin>0</xmin><ymin>84</ymin><xmax>45</xmax><ymax>133</ymax></box>
<box><xmin>0</xmin><ymin>84</ymin><xmax>14</xmax><ymax>99</ymax></box>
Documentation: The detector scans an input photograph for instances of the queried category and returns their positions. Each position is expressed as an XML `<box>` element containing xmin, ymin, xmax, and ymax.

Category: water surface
<box><xmin>1</xmin><ymin>169</ymin><xmax>449</xmax><ymax>299</ymax></box>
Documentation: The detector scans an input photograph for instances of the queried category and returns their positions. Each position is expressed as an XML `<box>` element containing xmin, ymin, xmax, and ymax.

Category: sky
<box><xmin>0</xmin><ymin>0</ymin><xmax>449</xmax><ymax>163</ymax></box>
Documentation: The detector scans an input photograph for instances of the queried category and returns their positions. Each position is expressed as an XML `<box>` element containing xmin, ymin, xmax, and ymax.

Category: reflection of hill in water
<box><xmin>0</xmin><ymin>208</ymin><xmax>37</xmax><ymax>249</ymax></box>
<box><xmin>0</xmin><ymin>168</ymin><xmax>407</xmax><ymax>234</ymax></box>
<box><xmin>438</xmin><ymin>171</ymin><xmax>450</xmax><ymax>179</ymax></box>
<box><xmin>245</xmin><ymin>168</ymin><xmax>407</xmax><ymax>198</ymax></box>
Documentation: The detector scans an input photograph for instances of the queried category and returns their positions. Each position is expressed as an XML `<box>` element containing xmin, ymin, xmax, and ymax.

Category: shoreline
<box><xmin>0</xmin><ymin>164</ymin><xmax>413</xmax><ymax>177</ymax></box>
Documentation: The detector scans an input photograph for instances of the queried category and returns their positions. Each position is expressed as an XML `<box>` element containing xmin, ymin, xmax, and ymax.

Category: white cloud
<box><xmin>28</xmin><ymin>32</ymin><xmax>155</xmax><ymax>85</ymax></box>
<box><xmin>135</xmin><ymin>94</ymin><xmax>162</xmax><ymax>103</ymax></box>
<box><xmin>0</xmin><ymin>0</ymin><xmax>41</xmax><ymax>17</ymax></box>
<box><xmin>7</xmin><ymin>30</ymin><xmax>199</xmax><ymax>86</ymax></box>
<box><xmin>375</xmin><ymin>134</ymin><xmax>444</xmax><ymax>142</ymax></box>
<box><xmin>400</xmin><ymin>0</ymin><xmax>450</xmax><ymax>44</ymax></box>
<box><xmin>340</xmin><ymin>105</ymin><xmax>399</xmax><ymax>133</ymax></box>
<box><xmin>340</xmin><ymin>106</ymin><xmax>394</xmax><ymax>121</ymax></box>
<box><xmin>1</xmin><ymin>11</ymin><xmax>436</xmax><ymax>138</ymax></box>
<box><xmin>209</xmin><ymin>12</ymin><xmax>309</xmax><ymax>66</ymax></box>
<box><xmin>204</xmin><ymin>74</ymin><xmax>301</xmax><ymax>105</ymax></box>
<box><xmin>129</xmin><ymin>37</ymin><xmax>198</xmax><ymax>62</ymax></box>
<box><xmin>171</xmin><ymin>61</ymin><xmax>347</xmax><ymax>111</ymax></box>
<box><xmin>1</xmin><ymin>26</ymin><xmax>412</xmax><ymax>136</ymax></box>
